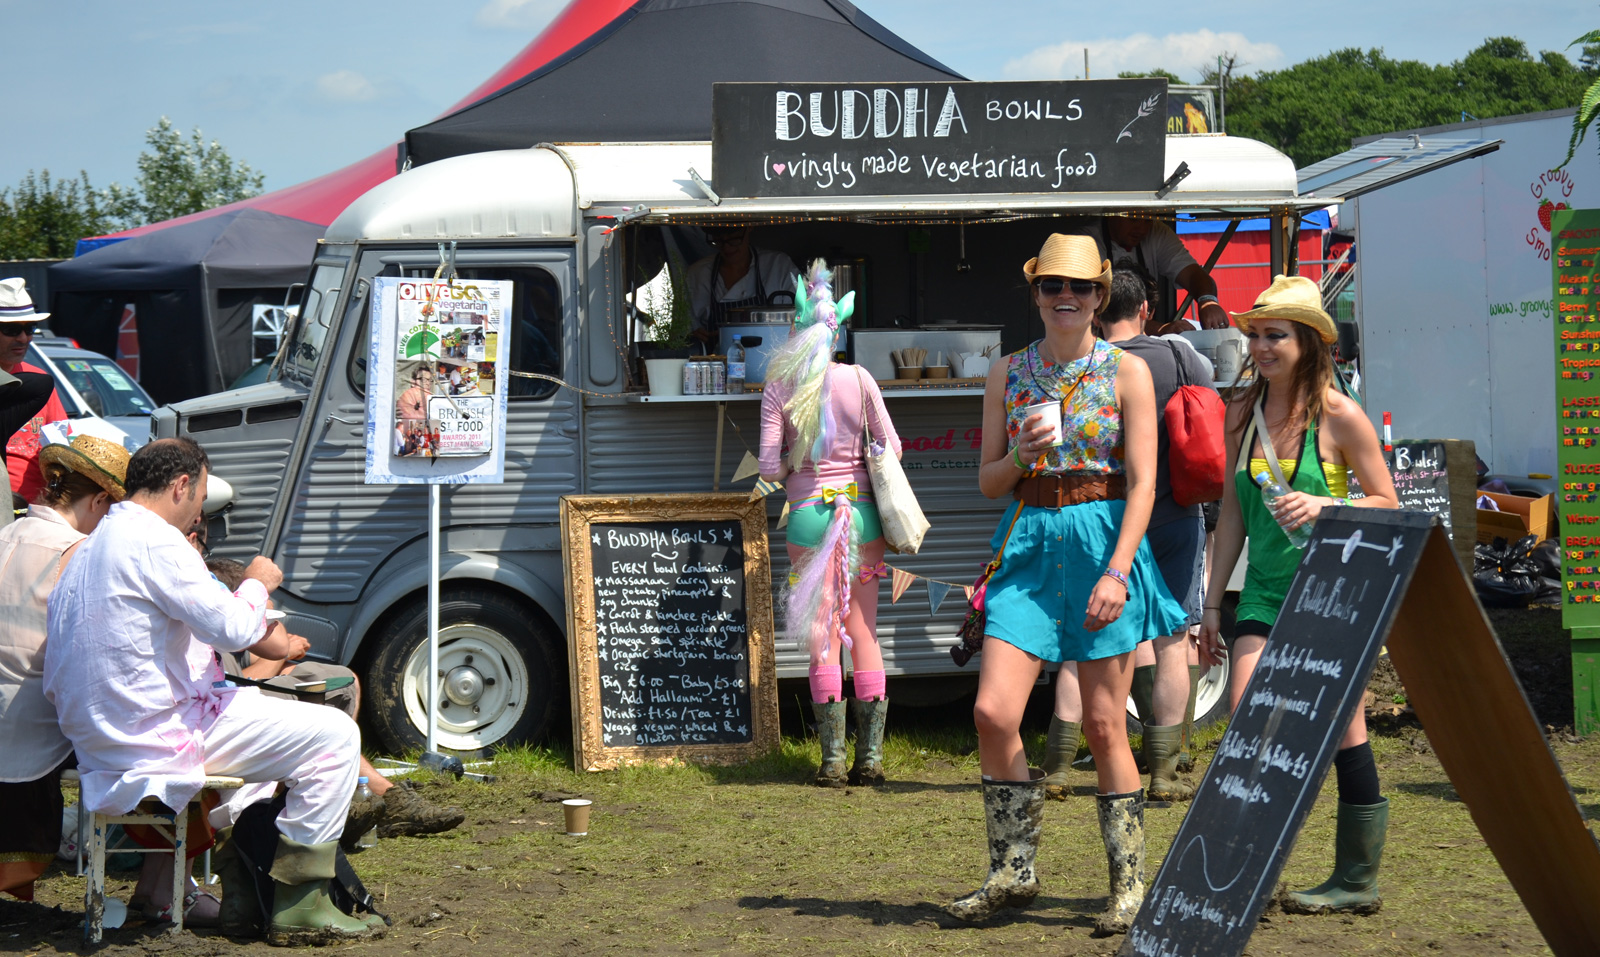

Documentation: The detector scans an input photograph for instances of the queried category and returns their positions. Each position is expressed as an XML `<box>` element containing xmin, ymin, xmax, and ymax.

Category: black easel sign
<box><xmin>711</xmin><ymin>79</ymin><xmax>1167</xmax><ymax>198</ymax></box>
<box><xmin>560</xmin><ymin>493</ymin><xmax>779</xmax><ymax>772</ymax></box>
<box><xmin>1122</xmin><ymin>509</ymin><xmax>1433</xmax><ymax>957</ymax></box>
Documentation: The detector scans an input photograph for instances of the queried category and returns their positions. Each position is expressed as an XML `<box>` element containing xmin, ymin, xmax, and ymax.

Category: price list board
<box><xmin>1553</xmin><ymin>207</ymin><xmax>1600</xmax><ymax>628</ymax></box>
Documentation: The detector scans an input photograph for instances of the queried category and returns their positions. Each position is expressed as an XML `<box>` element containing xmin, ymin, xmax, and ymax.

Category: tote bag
<box><xmin>858</xmin><ymin>369</ymin><xmax>928</xmax><ymax>553</ymax></box>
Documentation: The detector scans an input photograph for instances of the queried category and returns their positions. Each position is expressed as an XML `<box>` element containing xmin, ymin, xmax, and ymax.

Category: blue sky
<box><xmin>2</xmin><ymin>0</ymin><xmax>1591</xmax><ymax>194</ymax></box>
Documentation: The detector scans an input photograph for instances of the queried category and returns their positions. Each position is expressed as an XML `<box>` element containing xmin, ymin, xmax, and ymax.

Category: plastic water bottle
<box><xmin>726</xmin><ymin>335</ymin><xmax>746</xmax><ymax>394</ymax></box>
<box><xmin>1256</xmin><ymin>471</ymin><xmax>1312</xmax><ymax>549</ymax></box>
<box><xmin>355</xmin><ymin>777</ymin><xmax>379</xmax><ymax>849</ymax></box>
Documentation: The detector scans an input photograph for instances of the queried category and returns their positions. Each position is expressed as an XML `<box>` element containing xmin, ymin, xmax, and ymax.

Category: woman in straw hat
<box><xmin>1200</xmin><ymin>274</ymin><xmax>1397</xmax><ymax>914</ymax></box>
<box><xmin>946</xmin><ymin>234</ymin><xmax>1187</xmax><ymax>934</ymax></box>
<box><xmin>759</xmin><ymin>260</ymin><xmax>901</xmax><ymax>787</ymax></box>
<box><xmin>0</xmin><ymin>435</ymin><xmax>128</xmax><ymax>903</ymax></box>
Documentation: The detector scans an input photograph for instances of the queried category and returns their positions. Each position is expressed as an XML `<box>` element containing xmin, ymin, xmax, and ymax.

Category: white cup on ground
<box><xmin>1021</xmin><ymin>400</ymin><xmax>1064</xmax><ymax>447</ymax></box>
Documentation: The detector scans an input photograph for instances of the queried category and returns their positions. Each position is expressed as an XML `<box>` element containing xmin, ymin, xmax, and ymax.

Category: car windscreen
<box><xmin>51</xmin><ymin>357</ymin><xmax>156</xmax><ymax>418</ymax></box>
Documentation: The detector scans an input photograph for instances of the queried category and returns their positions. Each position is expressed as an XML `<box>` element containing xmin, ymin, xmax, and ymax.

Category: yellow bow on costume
<box><xmin>819</xmin><ymin>482</ymin><xmax>858</xmax><ymax>503</ymax></box>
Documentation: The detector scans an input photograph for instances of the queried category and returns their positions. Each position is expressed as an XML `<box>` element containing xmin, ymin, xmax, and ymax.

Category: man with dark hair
<box><xmin>1040</xmin><ymin>263</ymin><xmax>1218</xmax><ymax>804</ymax></box>
<box><xmin>44</xmin><ymin>438</ymin><xmax>381</xmax><ymax>943</ymax></box>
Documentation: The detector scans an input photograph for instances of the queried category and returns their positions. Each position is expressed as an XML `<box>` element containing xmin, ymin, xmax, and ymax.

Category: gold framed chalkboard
<box><xmin>560</xmin><ymin>493</ymin><xmax>779</xmax><ymax>772</ymax></box>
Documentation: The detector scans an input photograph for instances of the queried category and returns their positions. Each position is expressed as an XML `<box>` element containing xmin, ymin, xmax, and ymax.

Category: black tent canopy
<box><xmin>404</xmin><ymin>0</ymin><xmax>964</xmax><ymax>166</ymax></box>
<box><xmin>47</xmin><ymin>209</ymin><xmax>322</xmax><ymax>404</ymax></box>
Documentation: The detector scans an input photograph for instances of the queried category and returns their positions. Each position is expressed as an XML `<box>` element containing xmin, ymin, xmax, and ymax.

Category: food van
<box><xmin>157</xmin><ymin>90</ymin><xmax>1333</xmax><ymax>754</ymax></box>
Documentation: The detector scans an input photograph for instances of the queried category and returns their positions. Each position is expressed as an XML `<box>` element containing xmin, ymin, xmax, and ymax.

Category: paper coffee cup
<box><xmin>562</xmin><ymin>798</ymin><xmax>592</xmax><ymax>836</ymax></box>
<box><xmin>1022</xmin><ymin>400</ymin><xmax>1064</xmax><ymax>447</ymax></box>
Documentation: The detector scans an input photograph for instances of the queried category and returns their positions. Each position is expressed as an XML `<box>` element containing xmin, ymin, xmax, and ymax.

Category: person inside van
<box><xmin>687</xmin><ymin>225</ymin><xmax>798</xmax><ymax>342</ymax></box>
<box><xmin>1093</xmin><ymin>218</ymin><xmax>1230</xmax><ymax>332</ymax></box>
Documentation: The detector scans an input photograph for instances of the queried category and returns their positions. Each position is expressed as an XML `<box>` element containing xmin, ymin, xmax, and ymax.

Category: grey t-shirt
<box><xmin>1112</xmin><ymin>334</ymin><xmax>1218</xmax><ymax>527</ymax></box>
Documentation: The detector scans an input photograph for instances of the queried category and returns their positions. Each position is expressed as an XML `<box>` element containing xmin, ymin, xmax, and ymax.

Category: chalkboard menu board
<box><xmin>711</xmin><ymin>79</ymin><xmax>1167</xmax><ymax>198</ymax></box>
<box><xmin>561</xmin><ymin>493</ymin><xmax>779</xmax><ymax>771</ymax></box>
<box><xmin>1383</xmin><ymin>438</ymin><xmax>1477</xmax><ymax>571</ymax></box>
<box><xmin>1122</xmin><ymin>508</ymin><xmax>1435</xmax><ymax>957</ymax></box>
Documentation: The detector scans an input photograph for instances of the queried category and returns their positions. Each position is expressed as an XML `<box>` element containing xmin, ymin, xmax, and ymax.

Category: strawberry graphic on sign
<box><xmin>1539</xmin><ymin>199</ymin><xmax>1570</xmax><ymax>232</ymax></box>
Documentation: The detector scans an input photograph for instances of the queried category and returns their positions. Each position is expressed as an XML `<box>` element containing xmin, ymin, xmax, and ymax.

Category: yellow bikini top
<box><xmin>1247</xmin><ymin>457</ymin><xmax>1350</xmax><ymax>498</ymax></box>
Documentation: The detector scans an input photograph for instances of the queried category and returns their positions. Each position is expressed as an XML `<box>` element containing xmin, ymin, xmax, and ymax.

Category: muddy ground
<box><xmin>2</xmin><ymin>606</ymin><xmax>1587</xmax><ymax>956</ymax></box>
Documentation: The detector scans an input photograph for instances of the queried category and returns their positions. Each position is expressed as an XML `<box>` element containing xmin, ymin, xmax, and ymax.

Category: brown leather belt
<box><xmin>1014</xmin><ymin>473</ymin><xmax>1126</xmax><ymax>509</ymax></box>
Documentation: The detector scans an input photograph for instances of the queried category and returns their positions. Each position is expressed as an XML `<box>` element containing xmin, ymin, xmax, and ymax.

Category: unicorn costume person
<box><xmin>759</xmin><ymin>261</ymin><xmax>903</xmax><ymax>787</ymax></box>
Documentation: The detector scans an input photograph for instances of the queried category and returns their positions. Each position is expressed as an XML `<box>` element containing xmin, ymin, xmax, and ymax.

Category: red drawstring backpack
<box><xmin>1163</xmin><ymin>341</ymin><xmax>1226</xmax><ymax>506</ymax></box>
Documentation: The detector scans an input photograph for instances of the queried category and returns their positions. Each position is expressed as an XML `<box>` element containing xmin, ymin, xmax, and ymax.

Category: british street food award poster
<box><xmin>364</xmin><ymin>276</ymin><xmax>512</xmax><ymax>484</ymax></box>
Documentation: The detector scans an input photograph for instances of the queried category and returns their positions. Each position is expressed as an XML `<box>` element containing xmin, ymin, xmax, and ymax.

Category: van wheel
<box><xmin>364</xmin><ymin>588</ymin><xmax>561</xmax><ymax>758</ymax></box>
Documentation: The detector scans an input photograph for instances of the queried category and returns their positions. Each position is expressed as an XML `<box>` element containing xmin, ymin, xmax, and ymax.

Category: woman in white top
<box><xmin>0</xmin><ymin>435</ymin><xmax>126</xmax><ymax>902</ymax></box>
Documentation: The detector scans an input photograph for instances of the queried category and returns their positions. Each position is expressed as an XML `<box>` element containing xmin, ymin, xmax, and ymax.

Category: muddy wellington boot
<box><xmin>813</xmin><ymin>700</ymin><xmax>849</xmax><ymax>788</ymax></box>
<box><xmin>377</xmin><ymin>780</ymin><xmax>466</xmax><ymax>839</ymax></box>
<box><xmin>339</xmin><ymin>789</ymin><xmax>388</xmax><ymax>851</ymax></box>
<box><xmin>268</xmin><ymin>836</ymin><xmax>383</xmax><ymax>945</ymax></box>
<box><xmin>1283</xmin><ymin>799</ymin><xmax>1389</xmax><ymax>915</ymax></box>
<box><xmin>847</xmin><ymin>697</ymin><xmax>889</xmax><ymax>786</ymax></box>
<box><xmin>1091</xmin><ymin>789</ymin><xmax>1147</xmax><ymax>937</ymax></box>
<box><xmin>1040</xmin><ymin>715</ymin><xmax>1082</xmax><ymax>800</ymax></box>
<box><xmin>1177</xmin><ymin>664</ymin><xmax>1202</xmax><ymax>773</ymax></box>
<box><xmin>1144</xmin><ymin>724</ymin><xmax>1196</xmax><ymax>803</ymax></box>
<box><xmin>945</xmin><ymin>769</ymin><xmax>1046</xmax><ymax>922</ymax></box>
<box><xmin>212</xmin><ymin>829</ymin><xmax>263</xmax><ymax>937</ymax></box>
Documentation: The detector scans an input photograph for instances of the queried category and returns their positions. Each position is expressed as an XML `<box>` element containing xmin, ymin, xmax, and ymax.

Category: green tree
<box><xmin>1118</xmin><ymin>69</ymin><xmax>1185</xmax><ymax>84</ymax></box>
<box><xmin>105</xmin><ymin>117</ymin><xmax>265</xmax><ymax>227</ymax></box>
<box><xmin>0</xmin><ymin>170</ymin><xmax>117</xmax><ymax>259</ymax></box>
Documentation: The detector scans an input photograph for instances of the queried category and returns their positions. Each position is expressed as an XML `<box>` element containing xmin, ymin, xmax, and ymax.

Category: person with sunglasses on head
<box><xmin>0</xmin><ymin>280</ymin><xmax>68</xmax><ymax>504</ymax></box>
<box><xmin>685</xmin><ymin>224</ymin><xmax>799</xmax><ymax>343</ymax></box>
<box><xmin>1199</xmin><ymin>276</ymin><xmax>1398</xmax><ymax>916</ymax></box>
<box><xmin>947</xmin><ymin>235</ymin><xmax>1187</xmax><ymax>935</ymax></box>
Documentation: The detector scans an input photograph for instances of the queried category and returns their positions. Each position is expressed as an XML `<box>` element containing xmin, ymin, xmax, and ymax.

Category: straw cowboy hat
<box><xmin>1230</xmin><ymin>275</ymin><xmax>1337</xmax><ymax>344</ymax></box>
<box><xmin>1023</xmin><ymin>234</ymin><xmax>1113</xmax><ymax>301</ymax></box>
<box><xmin>0</xmin><ymin>278</ymin><xmax>49</xmax><ymax>323</ymax></box>
<box><xmin>39</xmin><ymin>434</ymin><xmax>130</xmax><ymax>501</ymax></box>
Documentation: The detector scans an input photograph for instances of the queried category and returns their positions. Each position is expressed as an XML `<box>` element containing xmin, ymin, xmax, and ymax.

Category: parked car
<box><xmin>25</xmin><ymin>338</ymin><xmax>157</xmax><ymax>447</ymax></box>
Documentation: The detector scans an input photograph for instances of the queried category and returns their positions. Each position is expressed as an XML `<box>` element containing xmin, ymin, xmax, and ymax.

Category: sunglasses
<box><xmin>1034</xmin><ymin>278</ymin><xmax>1098</xmax><ymax>298</ymax></box>
<box><xmin>0</xmin><ymin>323</ymin><xmax>36</xmax><ymax>338</ymax></box>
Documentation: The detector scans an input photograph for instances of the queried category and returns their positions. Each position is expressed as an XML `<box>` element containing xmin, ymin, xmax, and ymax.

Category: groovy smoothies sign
<box><xmin>1552</xmin><ymin>207</ymin><xmax>1600</xmax><ymax>626</ymax></box>
<box><xmin>711</xmin><ymin>80</ymin><xmax>1167</xmax><ymax>198</ymax></box>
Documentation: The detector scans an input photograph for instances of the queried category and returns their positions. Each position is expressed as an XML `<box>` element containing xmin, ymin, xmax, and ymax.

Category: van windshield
<box><xmin>275</xmin><ymin>262</ymin><xmax>344</xmax><ymax>385</ymax></box>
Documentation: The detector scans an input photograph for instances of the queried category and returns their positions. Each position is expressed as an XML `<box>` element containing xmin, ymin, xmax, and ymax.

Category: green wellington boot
<box><xmin>812</xmin><ymin>700</ymin><xmax>849</xmax><ymax>788</ymax></box>
<box><xmin>945</xmin><ymin>770</ymin><xmax>1046</xmax><ymax>922</ymax></box>
<box><xmin>1040</xmin><ymin>715</ymin><xmax>1082</xmax><ymax>800</ymax></box>
<box><xmin>1144</xmin><ymin>724</ymin><xmax>1196</xmax><ymax>802</ymax></box>
<box><xmin>1283</xmin><ymin>799</ymin><xmax>1389</xmax><ymax>915</ymax></box>
<box><xmin>267</xmin><ymin>837</ymin><xmax>384</xmax><ymax>945</ymax></box>
<box><xmin>1091</xmin><ymin>789</ymin><xmax>1147</xmax><ymax>937</ymax></box>
<box><xmin>1177</xmin><ymin>664</ymin><xmax>1201</xmax><ymax>773</ymax></box>
<box><xmin>847</xmin><ymin>697</ymin><xmax>889</xmax><ymax>786</ymax></box>
<box><xmin>212</xmin><ymin>829</ymin><xmax>263</xmax><ymax>937</ymax></box>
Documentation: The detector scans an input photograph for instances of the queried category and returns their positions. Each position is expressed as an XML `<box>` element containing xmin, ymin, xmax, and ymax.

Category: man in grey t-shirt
<box><xmin>1039</xmin><ymin>261</ymin><xmax>1218</xmax><ymax>804</ymax></box>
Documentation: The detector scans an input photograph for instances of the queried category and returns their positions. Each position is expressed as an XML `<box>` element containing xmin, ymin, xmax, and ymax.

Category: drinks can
<box><xmin>709</xmin><ymin>361</ymin><xmax>726</xmax><ymax>394</ymax></box>
<box><xmin>683</xmin><ymin>361</ymin><xmax>699</xmax><ymax>395</ymax></box>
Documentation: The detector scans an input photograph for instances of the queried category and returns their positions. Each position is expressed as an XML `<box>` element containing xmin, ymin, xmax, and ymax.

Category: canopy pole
<box><xmin>428</xmin><ymin>483</ymin><xmax>440</xmax><ymax>753</ymax></box>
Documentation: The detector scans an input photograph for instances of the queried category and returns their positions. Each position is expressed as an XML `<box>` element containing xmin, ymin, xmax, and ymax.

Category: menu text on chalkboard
<box><xmin>1552</xmin><ymin>207</ymin><xmax>1600</xmax><ymax>629</ymax></box>
<box><xmin>1122</xmin><ymin>509</ymin><xmax>1435</xmax><ymax>957</ymax></box>
<box><xmin>711</xmin><ymin>80</ymin><xmax>1167</xmax><ymax>198</ymax></box>
<box><xmin>561</xmin><ymin>494</ymin><xmax>779</xmax><ymax>771</ymax></box>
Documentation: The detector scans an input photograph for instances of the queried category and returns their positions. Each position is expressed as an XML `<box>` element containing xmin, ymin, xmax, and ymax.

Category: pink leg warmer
<box><xmin>853</xmin><ymin>669</ymin><xmax>887</xmax><ymax>701</ymax></box>
<box><xmin>809</xmin><ymin>665</ymin><xmax>844</xmax><ymax>704</ymax></box>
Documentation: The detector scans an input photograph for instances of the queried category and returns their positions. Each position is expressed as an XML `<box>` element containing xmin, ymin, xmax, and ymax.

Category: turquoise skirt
<box><xmin>983</xmin><ymin>499</ymin><xmax>1188</xmax><ymax>663</ymax></box>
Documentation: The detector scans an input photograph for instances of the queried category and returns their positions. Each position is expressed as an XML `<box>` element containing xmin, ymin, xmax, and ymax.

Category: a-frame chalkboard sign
<box><xmin>1122</xmin><ymin>508</ymin><xmax>1600</xmax><ymax>957</ymax></box>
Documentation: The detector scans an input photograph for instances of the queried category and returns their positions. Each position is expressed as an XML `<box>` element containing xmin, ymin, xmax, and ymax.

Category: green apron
<box><xmin>1235</xmin><ymin>419</ymin><xmax>1330</xmax><ymax>627</ymax></box>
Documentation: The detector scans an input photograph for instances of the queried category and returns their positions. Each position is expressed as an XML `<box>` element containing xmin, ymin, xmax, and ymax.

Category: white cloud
<box><xmin>315</xmin><ymin>69</ymin><xmax>380</xmax><ymax>104</ymax></box>
<box><xmin>1003</xmin><ymin>29</ymin><xmax>1284</xmax><ymax>82</ymax></box>
<box><xmin>476</xmin><ymin>0</ymin><xmax>565</xmax><ymax>29</ymax></box>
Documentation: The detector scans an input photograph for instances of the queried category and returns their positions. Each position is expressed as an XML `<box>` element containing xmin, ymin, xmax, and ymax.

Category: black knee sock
<box><xmin>1333</xmin><ymin>743</ymin><xmax>1381</xmax><ymax>805</ymax></box>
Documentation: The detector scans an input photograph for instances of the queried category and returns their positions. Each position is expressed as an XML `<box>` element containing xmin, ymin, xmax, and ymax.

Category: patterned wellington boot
<box><xmin>1144</xmin><ymin>724</ymin><xmax>1196</xmax><ymax>802</ymax></box>
<box><xmin>944</xmin><ymin>769</ymin><xmax>1046</xmax><ymax>922</ymax></box>
<box><xmin>847</xmin><ymin>697</ymin><xmax>889</xmax><ymax>786</ymax></box>
<box><xmin>1039</xmin><ymin>715</ymin><xmax>1081</xmax><ymax>801</ymax></box>
<box><xmin>812</xmin><ymin>700</ymin><xmax>849</xmax><ymax>787</ymax></box>
<box><xmin>1282</xmin><ymin>799</ymin><xmax>1389</xmax><ymax>915</ymax></box>
<box><xmin>1091</xmin><ymin>789</ymin><xmax>1147</xmax><ymax>936</ymax></box>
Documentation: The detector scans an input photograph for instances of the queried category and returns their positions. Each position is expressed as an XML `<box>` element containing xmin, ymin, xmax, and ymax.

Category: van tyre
<box><xmin>364</xmin><ymin>588</ymin><xmax>562</xmax><ymax>758</ymax></box>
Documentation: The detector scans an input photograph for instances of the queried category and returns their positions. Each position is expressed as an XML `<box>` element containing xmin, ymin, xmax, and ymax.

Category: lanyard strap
<box><xmin>1248</xmin><ymin>398</ymin><xmax>1292</xmax><ymax>489</ymax></box>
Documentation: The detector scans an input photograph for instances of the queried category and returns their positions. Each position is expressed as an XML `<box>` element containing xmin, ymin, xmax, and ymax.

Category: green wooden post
<box><xmin>1574</xmin><ymin>631</ymin><xmax>1600</xmax><ymax>735</ymax></box>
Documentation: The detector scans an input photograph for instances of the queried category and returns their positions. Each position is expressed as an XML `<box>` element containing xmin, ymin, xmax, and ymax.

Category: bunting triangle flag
<box><xmin>890</xmin><ymin>566</ymin><xmax>916</xmax><ymax>604</ymax></box>
<box><xmin>927</xmin><ymin>579</ymin><xmax>953</xmax><ymax>616</ymax></box>
<box><xmin>749</xmin><ymin>477</ymin><xmax>783</xmax><ymax>501</ymax></box>
<box><xmin>732</xmin><ymin>451</ymin><xmax>761</xmax><ymax>483</ymax></box>
<box><xmin>964</xmin><ymin>585</ymin><xmax>974</xmax><ymax>602</ymax></box>
<box><xmin>777</xmin><ymin>500</ymin><xmax>790</xmax><ymax>529</ymax></box>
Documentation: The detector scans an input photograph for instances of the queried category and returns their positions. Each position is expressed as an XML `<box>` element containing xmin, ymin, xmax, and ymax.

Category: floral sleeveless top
<box><xmin>1004</xmin><ymin>338</ymin><xmax>1125</xmax><ymax>475</ymax></box>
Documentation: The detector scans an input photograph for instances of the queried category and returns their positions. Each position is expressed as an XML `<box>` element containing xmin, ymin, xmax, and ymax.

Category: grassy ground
<box><xmin>2</xmin><ymin>607</ymin><xmax>1586</xmax><ymax>956</ymax></box>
